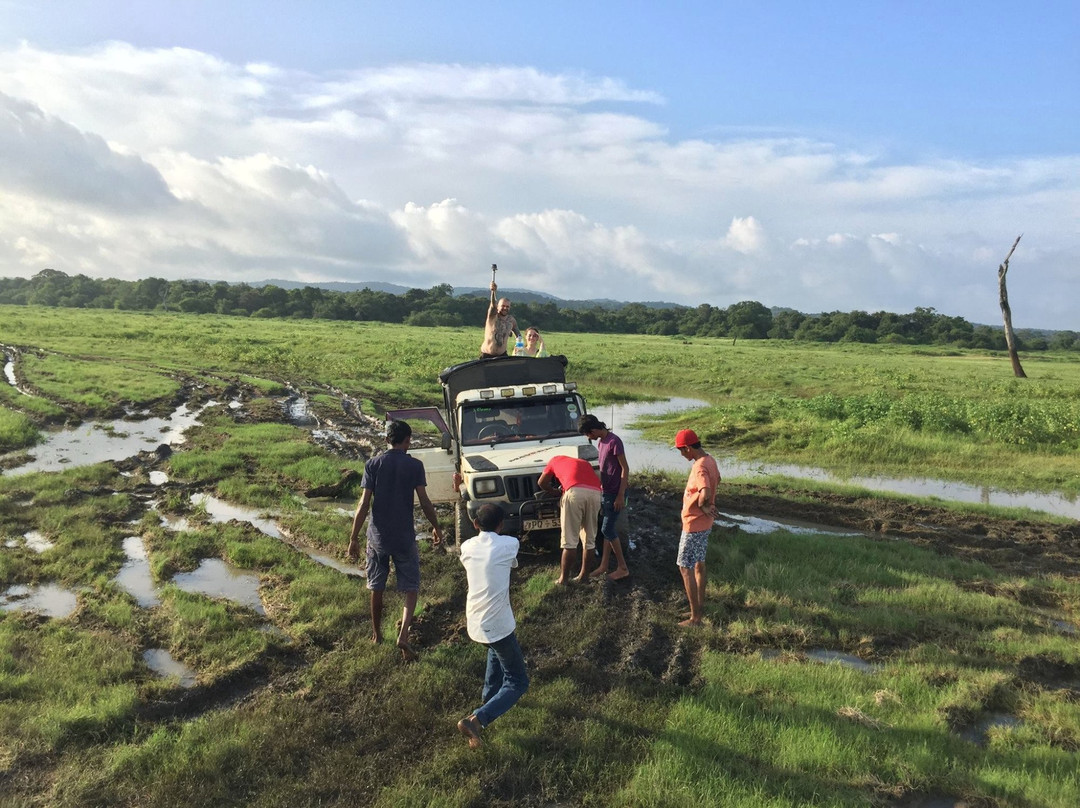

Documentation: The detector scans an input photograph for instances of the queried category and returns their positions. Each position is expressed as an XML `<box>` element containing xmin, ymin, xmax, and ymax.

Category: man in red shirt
<box><xmin>674</xmin><ymin>429</ymin><xmax>720</xmax><ymax>627</ymax></box>
<box><xmin>537</xmin><ymin>454</ymin><xmax>602</xmax><ymax>585</ymax></box>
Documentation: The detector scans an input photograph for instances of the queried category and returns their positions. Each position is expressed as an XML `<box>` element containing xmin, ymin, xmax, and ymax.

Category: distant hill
<box><xmin>250</xmin><ymin>279</ymin><xmax>682</xmax><ymax>311</ymax></box>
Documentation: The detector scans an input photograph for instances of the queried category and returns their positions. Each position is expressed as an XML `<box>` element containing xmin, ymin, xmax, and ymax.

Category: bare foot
<box><xmin>588</xmin><ymin>566</ymin><xmax>607</xmax><ymax>578</ymax></box>
<box><xmin>572</xmin><ymin>575</ymin><xmax>587</xmax><ymax>584</ymax></box>
<box><xmin>678</xmin><ymin>618</ymin><xmax>703</xmax><ymax>627</ymax></box>
<box><xmin>607</xmin><ymin>568</ymin><xmax>630</xmax><ymax>582</ymax></box>
<box><xmin>371</xmin><ymin>631</ymin><xmax>382</xmax><ymax>645</ymax></box>
<box><xmin>457</xmin><ymin>715</ymin><xmax>483</xmax><ymax>749</ymax></box>
<box><xmin>555</xmin><ymin>577</ymin><xmax>569</xmax><ymax>586</ymax></box>
<box><xmin>398</xmin><ymin>641</ymin><xmax>419</xmax><ymax>662</ymax></box>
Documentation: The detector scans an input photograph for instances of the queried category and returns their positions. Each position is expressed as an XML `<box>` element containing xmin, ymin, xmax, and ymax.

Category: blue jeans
<box><xmin>474</xmin><ymin>631</ymin><xmax>529</xmax><ymax>728</ymax></box>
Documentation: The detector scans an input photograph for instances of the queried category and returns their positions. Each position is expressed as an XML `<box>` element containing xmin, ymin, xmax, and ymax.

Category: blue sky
<box><xmin>0</xmin><ymin>0</ymin><xmax>1077</xmax><ymax>327</ymax></box>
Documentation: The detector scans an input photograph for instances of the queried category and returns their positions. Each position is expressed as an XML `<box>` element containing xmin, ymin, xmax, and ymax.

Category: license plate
<box><xmin>523</xmin><ymin>517</ymin><xmax>560</xmax><ymax>532</ymax></box>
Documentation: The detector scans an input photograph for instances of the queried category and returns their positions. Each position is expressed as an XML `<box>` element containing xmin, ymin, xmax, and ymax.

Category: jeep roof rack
<box><xmin>439</xmin><ymin>355</ymin><xmax>568</xmax><ymax>405</ymax></box>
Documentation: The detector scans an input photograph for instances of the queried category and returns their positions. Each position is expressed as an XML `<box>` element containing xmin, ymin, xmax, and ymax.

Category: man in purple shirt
<box><xmin>578</xmin><ymin>414</ymin><xmax>630</xmax><ymax>581</ymax></box>
<box><xmin>348</xmin><ymin>420</ymin><xmax>443</xmax><ymax>661</ymax></box>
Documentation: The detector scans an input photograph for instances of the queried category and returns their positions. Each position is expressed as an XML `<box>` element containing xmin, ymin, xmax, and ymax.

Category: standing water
<box><xmin>601</xmin><ymin>398</ymin><xmax>1080</xmax><ymax>520</ymax></box>
<box><xmin>3</xmin><ymin>402</ymin><xmax>213</xmax><ymax>477</ymax></box>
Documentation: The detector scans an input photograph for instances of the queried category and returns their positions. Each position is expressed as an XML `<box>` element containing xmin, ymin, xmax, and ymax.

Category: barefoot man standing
<box><xmin>674</xmin><ymin>429</ymin><xmax>719</xmax><ymax>627</ymax></box>
<box><xmin>348</xmin><ymin>420</ymin><xmax>443</xmax><ymax>661</ymax></box>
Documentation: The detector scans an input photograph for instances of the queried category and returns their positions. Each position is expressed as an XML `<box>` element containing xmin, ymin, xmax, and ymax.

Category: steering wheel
<box><xmin>477</xmin><ymin>423</ymin><xmax>512</xmax><ymax>440</ymax></box>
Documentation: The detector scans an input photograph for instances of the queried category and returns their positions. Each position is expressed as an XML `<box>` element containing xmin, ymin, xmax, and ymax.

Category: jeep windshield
<box><xmin>460</xmin><ymin>396</ymin><xmax>583</xmax><ymax>446</ymax></box>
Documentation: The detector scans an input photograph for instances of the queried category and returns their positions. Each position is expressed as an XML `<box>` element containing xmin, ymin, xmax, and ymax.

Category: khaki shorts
<box><xmin>559</xmin><ymin>487</ymin><xmax>602</xmax><ymax>550</ymax></box>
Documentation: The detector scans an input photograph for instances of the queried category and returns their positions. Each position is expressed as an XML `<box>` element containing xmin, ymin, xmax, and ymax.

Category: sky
<box><xmin>0</xmin><ymin>1</ymin><xmax>1076</xmax><ymax>329</ymax></box>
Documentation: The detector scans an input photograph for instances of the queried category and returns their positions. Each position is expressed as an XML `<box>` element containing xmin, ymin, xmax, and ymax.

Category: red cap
<box><xmin>674</xmin><ymin>429</ymin><xmax>699</xmax><ymax>448</ymax></box>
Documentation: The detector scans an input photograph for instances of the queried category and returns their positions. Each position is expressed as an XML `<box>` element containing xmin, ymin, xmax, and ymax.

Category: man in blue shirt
<box><xmin>348</xmin><ymin>420</ymin><xmax>443</xmax><ymax>661</ymax></box>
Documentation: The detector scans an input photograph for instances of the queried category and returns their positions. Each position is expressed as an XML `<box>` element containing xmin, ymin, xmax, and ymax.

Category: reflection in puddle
<box><xmin>192</xmin><ymin>493</ymin><xmax>282</xmax><ymax>538</ymax></box>
<box><xmin>1051</xmin><ymin>619</ymin><xmax>1077</xmax><ymax>635</ymax></box>
<box><xmin>601</xmin><ymin>398</ymin><xmax>1080</xmax><ymax>520</ymax></box>
<box><xmin>300</xmin><ymin>548</ymin><xmax>365</xmax><ymax>578</ymax></box>
<box><xmin>959</xmin><ymin>712</ymin><xmax>1022</xmax><ymax>745</ymax></box>
<box><xmin>1</xmin><ymin>583</ymin><xmax>78</xmax><ymax>617</ymax></box>
<box><xmin>3</xmin><ymin>354</ymin><xmax>19</xmax><ymax>389</ymax></box>
<box><xmin>23</xmin><ymin>530</ymin><xmax>54</xmax><ymax>552</ymax></box>
<box><xmin>158</xmin><ymin>512</ymin><xmax>192</xmax><ymax>532</ymax></box>
<box><xmin>143</xmin><ymin>648</ymin><xmax>197</xmax><ymax>688</ymax></box>
<box><xmin>172</xmin><ymin>558</ymin><xmax>265</xmax><ymax>615</ymax></box>
<box><xmin>760</xmin><ymin>648</ymin><xmax>878</xmax><ymax>673</ymax></box>
<box><xmin>806</xmin><ymin>649</ymin><xmax>878</xmax><ymax>672</ymax></box>
<box><xmin>283</xmin><ymin>395</ymin><xmax>317</xmax><ymax>426</ymax></box>
<box><xmin>716</xmin><ymin>512</ymin><xmax>862</xmax><ymax>537</ymax></box>
<box><xmin>4</xmin><ymin>402</ymin><xmax>216</xmax><ymax>477</ymax></box>
<box><xmin>114</xmin><ymin>536</ymin><xmax>160</xmax><ymax>608</ymax></box>
<box><xmin>191</xmin><ymin>493</ymin><xmax>362</xmax><ymax>577</ymax></box>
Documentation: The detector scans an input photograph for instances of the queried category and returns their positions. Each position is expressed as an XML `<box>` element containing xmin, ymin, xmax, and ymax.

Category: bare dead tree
<box><xmin>997</xmin><ymin>234</ymin><xmax>1026</xmax><ymax>378</ymax></box>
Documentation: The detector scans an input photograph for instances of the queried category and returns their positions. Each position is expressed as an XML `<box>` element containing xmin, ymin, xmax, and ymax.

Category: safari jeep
<box><xmin>387</xmin><ymin>355</ymin><xmax>599</xmax><ymax>544</ymax></box>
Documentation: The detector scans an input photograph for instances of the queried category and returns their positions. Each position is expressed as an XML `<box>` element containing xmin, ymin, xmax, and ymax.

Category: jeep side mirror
<box><xmin>441</xmin><ymin>432</ymin><xmax>453</xmax><ymax>451</ymax></box>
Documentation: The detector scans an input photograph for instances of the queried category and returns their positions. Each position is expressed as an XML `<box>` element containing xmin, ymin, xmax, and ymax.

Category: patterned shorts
<box><xmin>676</xmin><ymin>528</ymin><xmax>710</xmax><ymax>568</ymax></box>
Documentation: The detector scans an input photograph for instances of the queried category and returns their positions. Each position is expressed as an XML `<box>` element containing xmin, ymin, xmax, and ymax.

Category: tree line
<box><xmin>2</xmin><ymin>269</ymin><xmax>1076</xmax><ymax>351</ymax></box>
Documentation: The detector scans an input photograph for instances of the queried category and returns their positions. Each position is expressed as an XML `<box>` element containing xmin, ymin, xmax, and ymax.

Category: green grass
<box><xmin>4</xmin><ymin>306</ymin><xmax>1079</xmax><ymax>494</ymax></box>
<box><xmin>0</xmin><ymin>405</ymin><xmax>37</xmax><ymax>452</ymax></box>
<box><xmin>3</xmin><ymin>306</ymin><xmax>1080</xmax><ymax>805</ymax></box>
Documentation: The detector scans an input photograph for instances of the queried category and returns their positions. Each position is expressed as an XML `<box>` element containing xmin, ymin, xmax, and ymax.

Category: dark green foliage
<box><xmin>0</xmin><ymin>270</ymin><xmax>1072</xmax><ymax>349</ymax></box>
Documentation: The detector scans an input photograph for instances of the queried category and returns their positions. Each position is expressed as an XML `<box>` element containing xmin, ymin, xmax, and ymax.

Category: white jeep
<box><xmin>388</xmin><ymin>355</ymin><xmax>599</xmax><ymax>544</ymax></box>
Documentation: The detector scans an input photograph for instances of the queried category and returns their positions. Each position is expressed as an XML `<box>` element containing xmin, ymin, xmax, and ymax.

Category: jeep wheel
<box><xmin>455</xmin><ymin>500</ymin><xmax>477</xmax><ymax>543</ymax></box>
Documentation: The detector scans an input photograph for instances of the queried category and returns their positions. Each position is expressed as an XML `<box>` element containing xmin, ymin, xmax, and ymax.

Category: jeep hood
<box><xmin>461</xmin><ymin>442</ymin><xmax>595</xmax><ymax>473</ymax></box>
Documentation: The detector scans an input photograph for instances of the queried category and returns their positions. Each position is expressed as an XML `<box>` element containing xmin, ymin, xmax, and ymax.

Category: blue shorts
<box><xmin>366</xmin><ymin>542</ymin><xmax>420</xmax><ymax>592</ymax></box>
<box><xmin>676</xmin><ymin>529</ymin><xmax>710</xmax><ymax>568</ymax></box>
<box><xmin>600</xmin><ymin>492</ymin><xmax>629</xmax><ymax>541</ymax></box>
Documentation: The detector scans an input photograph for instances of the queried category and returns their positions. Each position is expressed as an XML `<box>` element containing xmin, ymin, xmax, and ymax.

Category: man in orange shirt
<box><xmin>537</xmin><ymin>454</ymin><xmax>603</xmax><ymax>585</ymax></box>
<box><xmin>674</xmin><ymin>429</ymin><xmax>720</xmax><ymax>627</ymax></box>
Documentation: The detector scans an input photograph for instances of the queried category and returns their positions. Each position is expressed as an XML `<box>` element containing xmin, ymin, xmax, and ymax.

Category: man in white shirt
<box><xmin>456</xmin><ymin>504</ymin><xmax>529</xmax><ymax>749</ymax></box>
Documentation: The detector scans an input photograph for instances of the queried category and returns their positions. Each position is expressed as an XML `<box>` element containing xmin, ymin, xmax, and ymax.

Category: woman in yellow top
<box><xmin>512</xmin><ymin>326</ymin><xmax>549</xmax><ymax>357</ymax></box>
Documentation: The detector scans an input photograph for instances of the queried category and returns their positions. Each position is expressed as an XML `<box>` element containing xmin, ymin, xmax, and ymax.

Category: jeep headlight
<box><xmin>475</xmin><ymin>479</ymin><xmax>498</xmax><ymax>495</ymax></box>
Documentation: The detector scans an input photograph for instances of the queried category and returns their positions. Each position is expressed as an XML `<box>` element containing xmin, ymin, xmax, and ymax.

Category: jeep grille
<box><xmin>504</xmin><ymin>474</ymin><xmax>541</xmax><ymax>503</ymax></box>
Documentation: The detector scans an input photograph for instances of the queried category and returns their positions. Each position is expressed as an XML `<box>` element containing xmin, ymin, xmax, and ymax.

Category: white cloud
<box><xmin>0</xmin><ymin>41</ymin><xmax>1077</xmax><ymax>328</ymax></box>
<box><xmin>723</xmin><ymin>217</ymin><xmax>765</xmax><ymax>254</ymax></box>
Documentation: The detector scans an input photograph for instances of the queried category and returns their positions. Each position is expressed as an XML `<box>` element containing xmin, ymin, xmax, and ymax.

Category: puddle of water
<box><xmin>191</xmin><ymin>493</ymin><xmax>363</xmax><ymax>577</ymax></box>
<box><xmin>758</xmin><ymin>648</ymin><xmax>878</xmax><ymax>673</ymax></box>
<box><xmin>149</xmin><ymin>470</ymin><xmax>169</xmax><ymax>486</ymax></box>
<box><xmin>172</xmin><ymin>558</ymin><xmax>265</xmax><ymax>615</ymax></box>
<box><xmin>1051</xmin><ymin>619</ymin><xmax>1077</xmax><ymax>635</ymax></box>
<box><xmin>1</xmin><ymin>582</ymin><xmax>78</xmax><ymax>617</ymax></box>
<box><xmin>283</xmin><ymin>395</ymin><xmax>317</xmax><ymax>426</ymax></box>
<box><xmin>602</xmin><ymin>399</ymin><xmax>1080</xmax><ymax>520</ymax></box>
<box><xmin>142</xmin><ymin>648</ymin><xmax>197</xmax><ymax>688</ymax></box>
<box><xmin>805</xmin><ymin>649</ymin><xmax>878</xmax><ymax>673</ymax></box>
<box><xmin>300</xmin><ymin>547</ymin><xmax>366</xmax><ymax>578</ymax></box>
<box><xmin>191</xmin><ymin>493</ymin><xmax>282</xmax><ymax>538</ymax></box>
<box><xmin>716</xmin><ymin>512</ymin><xmax>862</xmax><ymax>537</ymax></box>
<box><xmin>158</xmin><ymin>512</ymin><xmax>192</xmax><ymax>532</ymax></box>
<box><xmin>18</xmin><ymin>530</ymin><xmax>54</xmax><ymax>553</ymax></box>
<box><xmin>3</xmin><ymin>402</ymin><xmax>216</xmax><ymax>477</ymax></box>
<box><xmin>114</xmin><ymin>536</ymin><xmax>161</xmax><ymax>608</ymax></box>
<box><xmin>959</xmin><ymin>712</ymin><xmax>1022</xmax><ymax>745</ymax></box>
<box><xmin>3</xmin><ymin>354</ymin><xmax>18</xmax><ymax>388</ymax></box>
